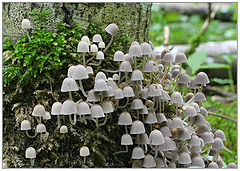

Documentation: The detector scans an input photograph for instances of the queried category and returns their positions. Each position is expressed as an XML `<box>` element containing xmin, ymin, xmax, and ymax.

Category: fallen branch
<box><xmin>208</xmin><ymin>111</ymin><xmax>237</xmax><ymax>123</ymax></box>
<box><xmin>206</xmin><ymin>85</ymin><xmax>235</xmax><ymax>97</ymax></box>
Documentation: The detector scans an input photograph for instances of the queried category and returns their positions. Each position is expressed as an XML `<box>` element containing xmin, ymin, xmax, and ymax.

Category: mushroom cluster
<box><xmin>19</xmin><ymin>20</ymin><xmax>237</xmax><ymax>168</ymax></box>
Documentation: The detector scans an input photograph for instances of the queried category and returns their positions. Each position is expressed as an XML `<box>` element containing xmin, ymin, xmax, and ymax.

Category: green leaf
<box><xmin>198</xmin><ymin>63</ymin><xmax>230</xmax><ymax>69</ymax></box>
<box><xmin>188</xmin><ymin>50</ymin><xmax>207</xmax><ymax>74</ymax></box>
<box><xmin>211</xmin><ymin>78</ymin><xmax>231</xmax><ymax>85</ymax></box>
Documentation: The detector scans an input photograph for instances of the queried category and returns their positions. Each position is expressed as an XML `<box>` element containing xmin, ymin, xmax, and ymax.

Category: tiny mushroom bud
<box><xmin>143</xmin><ymin>154</ymin><xmax>156</xmax><ymax>168</ymax></box>
<box><xmin>60</xmin><ymin>125</ymin><xmax>68</xmax><ymax>133</ymax></box>
<box><xmin>131</xmin><ymin>146</ymin><xmax>145</xmax><ymax>159</ymax></box>
<box><xmin>105</xmin><ymin>23</ymin><xmax>119</xmax><ymax>36</ymax></box>
<box><xmin>114</xmin><ymin>50</ymin><xmax>125</xmax><ymax>62</ymax></box>
<box><xmin>25</xmin><ymin>147</ymin><xmax>36</xmax><ymax>159</ymax></box>
<box><xmin>21</xmin><ymin>120</ymin><xmax>31</xmax><ymax>131</ymax></box>
<box><xmin>22</xmin><ymin>19</ymin><xmax>31</xmax><ymax>29</ymax></box>
<box><xmin>92</xmin><ymin>34</ymin><xmax>103</xmax><ymax>43</ymax></box>
<box><xmin>32</xmin><ymin>104</ymin><xmax>46</xmax><ymax>117</ymax></box>
<box><xmin>80</xmin><ymin>146</ymin><xmax>90</xmax><ymax>157</ymax></box>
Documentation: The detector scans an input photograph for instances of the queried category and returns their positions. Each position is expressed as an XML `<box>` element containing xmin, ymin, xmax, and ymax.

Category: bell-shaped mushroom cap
<box><xmin>184</xmin><ymin>106</ymin><xmax>197</xmax><ymax>117</ymax></box>
<box><xmin>95</xmin><ymin>72</ymin><xmax>107</xmax><ymax>82</ymax></box>
<box><xmin>94</xmin><ymin>79</ymin><xmax>108</xmax><ymax>92</ymax></box>
<box><xmin>60</xmin><ymin>125</ymin><xmax>68</xmax><ymax>133</ymax></box>
<box><xmin>189</xmin><ymin>135</ymin><xmax>201</xmax><ymax>146</ymax></box>
<box><xmin>105</xmin><ymin>23</ymin><xmax>118</xmax><ymax>36</ymax></box>
<box><xmin>143</xmin><ymin>154</ymin><xmax>156</xmax><ymax>168</ymax></box>
<box><xmin>208</xmin><ymin>161</ymin><xmax>219</xmax><ymax>168</ymax></box>
<box><xmin>61</xmin><ymin>77</ymin><xmax>79</xmax><ymax>92</ymax></box>
<box><xmin>212</xmin><ymin>137</ymin><xmax>224</xmax><ymax>150</ymax></box>
<box><xmin>98</xmin><ymin>41</ymin><xmax>105</xmax><ymax>48</ymax></box>
<box><xmin>191</xmin><ymin>156</ymin><xmax>205</xmax><ymax>168</ymax></box>
<box><xmin>43</xmin><ymin>112</ymin><xmax>51</xmax><ymax>120</ymax></box>
<box><xmin>149</xmin><ymin>129</ymin><xmax>164</xmax><ymax>145</ymax></box>
<box><xmin>141</xmin><ymin>88</ymin><xmax>148</xmax><ymax>100</ymax></box>
<box><xmin>214</xmin><ymin>130</ymin><xmax>226</xmax><ymax>141</ymax></box>
<box><xmin>176</xmin><ymin>127</ymin><xmax>191</xmax><ymax>141</ymax></box>
<box><xmin>155</xmin><ymin>157</ymin><xmax>166</xmax><ymax>168</ymax></box>
<box><xmin>113</xmin><ymin>50</ymin><xmax>125</xmax><ymax>61</ymax></box>
<box><xmin>81</xmin><ymin>36</ymin><xmax>90</xmax><ymax>45</ymax></box>
<box><xmin>171</xmin><ymin>117</ymin><xmax>184</xmax><ymax>129</ymax></box>
<box><xmin>190</xmin><ymin>102</ymin><xmax>200</xmax><ymax>112</ymax></box>
<box><xmin>114</xmin><ymin>88</ymin><xmax>124</xmax><ymax>99</ymax></box>
<box><xmin>156</xmin><ymin>113</ymin><xmax>167</xmax><ymax>123</ymax></box>
<box><xmin>103</xmin><ymin>86</ymin><xmax>114</xmax><ymax>97</ymax></box>
<box><xmin>101</xmin><ymin>100</ymin><xmax>114</xmax><ymax>113</ymax></box>
<box><xmin>87</xmin><ymin>89</ymin><xmax>100</xmax><ymax>102</ymax></box>
<box><xmin>131</xmin><ymin>98</ymin><xmax>144</xmax><ymax>110</ymax></box>
<box><xmin>199</xmin><ymin>132</ymin><xmax>214</xmax><ymax>144</ymax></box>
<box><xmin>80</xmin><ymin>146</ymin><xmax>90</xmax><ymax>157</ymax></box>
<box><xmin>132</xmin><ymin>160</ymin><xmax>143</xmax><ymax>168</ymax></box>
<box><xmin>147</xmin><ymin>84</ymin><xmax>162</xmax><ymax>97</ymax></box>
<box><xmin>51</xmin><ymin>102</ymin><xmax>62</xmax><ymax>115</ymax></box>
<box><xmin>32</xmin><ymin>104</ymin><xmax>46</xmax><ymax>117</ymax></box>
<box><xmin>93</xmin><ymin>34</ymin><xmax>103</xmax><ymax>43</ymax></box>
<box><xmin>158</xmin><ymin>137</ymin><xmax>177</xmax><ymax>151</ymax></box>
<box><xmin>193</xmin><ymin>92</ymin><xmax>206</xmax><ymax>102</ymax></box>
<box><xmin>178</xmin><ymin>152</ymin><xmax>191</xmax><ymax>164</ymax></box>
<box><xmin>199</xmin><ymin>107</ymin><xmax>208</xmax><ymax>117</ymax></box>
<box><xmin>227</xmin><ymin>162</ymin><xmax>237</xmax><ymax>168</ymax></box>
<box><xmin>121</xmin><ymin>134</ymin><xmax>133</xmax><ymax>145</ymax></box>
<box><xmin>171</xmin><ymin>91</ymin><xmax>183</xmax><ymax>104</ymax></box>
<box><xmin>21</xmin><ymin>120</ymin><xmax>31</xmax><ymax>130</ymax></box>
<box><xmin>25</xmin><ymin>147</ymin><xmax>36</xmax><ymax>159</ymax></box>
<box><xmin>36</xmin><ymin>123</ymin><xmax>46</xmax><ymax>133</ymax></box>
<box><xmin>139</xmin><ymin>105</ymin><xmax>148</xmax><ymax>115</ymax></box>
<box><xmin>145</xmin><ymin>112</ymin><xmax>158</xmax><ymax>124</ymax></box>
<box><xmin>77</xmin><ymin>102</ymin><xmax>91</xmax><ymax>115</ymax></box>
<box><xmin>61</xmin><ymin>99</ymin><xmax>77</xmax><ymax>115</ymax></box>
<box><xmin>179</xmin><ymin>73</ymin><xmax>190</xmax><ymax>84</ymax></box>
<box><xmin>171</xmin><ymin>64</ymin><xmax>180</xmax><ymax>73</ymax></box>
<box><xmin>85</xmin><ymin>66</ymin><xmax>94</xmax><ymax>75</ymax></box>
<box><xmin>124</xmin><ymin>53</ymin><xmax>133</xmax><ymax>64</ymax></box>
<box><xmin>123</xmin><ymin>86</ymin><xmax>135</xmax><ymax>97</ymax></box>
<box><xmin>159</xmin><ymin>125</ymin><xmax>172</xmax><ymax>137</ymax></box>
<box><xmin>193</xmin><ymin>114</ymin><xmax>206</xmax><ymax>126</ymax></box>
<box><xmin>72</xmin><ymin>65</ymin><xmax>89</xmax><ymax>80</ymax></box>
<box><xmin>129</xmin><ymin>43</ymin><xmax>142</xmax><ymax>57</ymax></box>
<box><xmin>195</xmin><ymin>72</ymin><xmax>210</xmax><ymax>85</ymax></box>
<box><xmin>131</xmin><ymin>70</ymin><xmax>144</xmax><ymax>81</ymax></box>
<box><xmin>185</xmin><ymin>92</ymin><xmax>194</xmax><ymax>103</ymax></box>
<box><xmin>113</xmin><ymin>74</ymin><xmax>120</xmax><ymax>81</ymax></box>
<box><xmin>131</xmin><ymin>146</ymin><xmax>145</xmax><ymax>159</ymax></box>
<box><xmin>140</xmin><ymin>42</ymin><xmax>152</xmax><ymax>56</ymax></box>
<box><xmin>118</xmin><ymin>112</ymin><xmax>132</xmax><ymax>125</ymax></box>
<box><xmin>163</xmin><ymin>52</ymin><xmax>174</xmax><ymax>63</ymax></box>
<box><xmin>217</xmin><ymin>156</ymin><xmax>224</xmax><ymax>168</ymax></box>
<box><xmin>22</xmin><ymin>19</ymin><xmax>31</xmax><ymax>29</ymax></box>
<box><xmin>175</xmin><ymin>52</ymin><xmax>188</xmax><ymax>63</ymax></box>
<box><xmin>188</xmin><ymin>78</ymin><xmax>199</xmax><ymax>89</ymax></box>
<box><xmin>91</xmin><ymin>104</ymin><xmax>105</xmax><ymax>118</ymax></box>
<box><xmin>96</xmin><ymin>51</ymin><xmax>104</xmax><ymax>60</ymax></box>
<box><xmin>136</xmin><ymin>133</ymin><xmax>150</xmax><ymax>144</ymax></box>
<box><xmin>130</xmin><ymin>120</ymin><xmax>145</xmax><ymax>134</ymax></box>
<box><xmin>119</xmin><ymin>61</ymin><xmax>132</xmax><ymax>72</ymax></box>
<box><xmin>77</xmin><ymin>41</ymin><xmax>89</xmax><ymax>53</ymax></box>
<box><xmin>143</xmin><ymin>60</ymin><xmax>155</xmax><ymax>73</ymax></box>
<box><xmin>160</xmin><ymin>90</ymin><xmax>171</xmax><ymax>101</ymax></box>
<box><xmin>67</xmin><ymin>65</ymin><xmax>75</xmax><ymax>78</ymax></box>
<box><xmin>90</xmin><ymin>44</ymin><xmax>98</xmax><ymax>53</ymax></box>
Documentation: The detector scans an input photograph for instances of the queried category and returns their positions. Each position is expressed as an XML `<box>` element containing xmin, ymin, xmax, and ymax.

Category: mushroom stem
<box><xmin>154</xmin><ymin>145</ymin><xmax>158</xmax><ymax>158</ymax></box>
<box><xmin>124</xmin><ymin>125</ymin><xmax>128</xmax><ymax>134</ymax></box>
<box><xmin>137</xmin><ymin>110</ymin><xmax>139</xmax><ymax>120</ymax></box>
<box><xmin>142</xmin><ymin>114</ymin><xmax>145</xmax><ymax>123</ymax></box>
<box><xmin>104</xmin><ymin>36</ymin><xmax>114</xmax><ymax>53</ymax></box>
<box><xmin>69</xmin><ymin>114</ymin><xmax>76</xmax><ymax>125</ymax></box>
<box><xmin>124</xmin><ymin>72</ymin><xmax>128</xmax><ymax>83</ymax></box>
<box><xmin>182</xmin><ymin>84</ymin><xmax>186</xmax><ymax>96</ymax></box>
<box><xmin>85</xmin><ymin>56</ymin><xmax>95</xmax><ymax>64</ymax></box>
<box><xmin>115</xmin><ymin>100</ymin><xmax>119</xmax><ymax>110</ymax></box>
<box><xmin>40</xmin><ymin>133</ymin><xmax>42</xmax><ymax>143</ymax></box>
<box><xmin>141</xmin><ymin>55</ymin><xmax>146</xmax><ymax>72</ymax></box>
<box><xmin>100</xmin><ymin>91</ymin><xmax>104</xmax><ymax>103</ymax></box>
<box><xmin>26</xmin><ymin>29</ymin><xmax>31</xmax><ymax>42</ymax></box>
<box><xmin>119</xmin><ymin>97</ymin><xmax>129</xmax><ymax>108</ymax></box>
<box><xmin>88</xmin><ymin>59</ymin><xmax>102</xmax><ymax>66</ymax></box>
<box><xmin>26</xmin><ymin>130</ymin><xmax>38</xmax><ymax>138</ymax></box>
<box><xmin>83</xmin><ymin>156</ymin><xmax>86</xmax><ymax>164</ymax></box>
<box><xmin>144</xmin><ymin>144</ymin><xmax>148</xmax><ymax>153</ymax></box>
<box><xmin>134</xmin><ymin>56</ymin><xmax>137</xmax><ymax>69</ymax></box>
<box><xmin>83</xmin><ymin>115</ymin><xmax>87</xmax><ymax>125</ymax></box>
<box><xmin>169</xmin><ymin>63</ymin><xmax>182</xmax><ymax>87</ymax></box>
<box><xmin>96</xmin><ymin>118</ymin><xmax>99</xmax><ymax>128</ymax></box>
<box><xmin>99</xmin><ymin>113</ymin><xmax>108</xmax><ymax>127</ymax></box>
<box><xmin>57</xmin><ymin>115</ymin><xmax>61</xmax><ymax>129</ymax></box>
<box><xmin>199</xmin><ymin>84</ymin><xmax>203</xmax><ymax>92</ymax></box>
<box><xmin>150</xmin><ymin>124</ymin><xmax>153</xmax><ymax>132</ymax></box>
<box><xmin>159</xmin><ymin>100</ymin><xmax>162</xmax><ymax>113</ymax></box>
<box><xmin>176</xmin><ymin>104</ymin><xmax>178</xmax><ymax>115</ymax></box>
<box><xmin>160</xmin><ymin>62</ymin><xmax>170</xmax><ymax>84</ymax></box>
<box><xmin>83</xmin><ymin>53</ymin><xmax>86</xmax><ymax>66</ymax></box>
<box><xmin>69</xmin><ymin>91</ymin><xmax>73</xmax><ymax>100</ymax></box>
<box><xmin>146</xmin><ymin>72</ymin><xmax>153</xmax><ymax>87</ymax></box>
<box><xmin>137</xmin><ymin>134</ymin><xmax>140</xmax><ymax>146</ymax></box>
<box><xmin>154</xmin><ymin>100</ymin><xmax>158</xmax><ymax>111</ymax></box>
<box><xmin>125</xmin><ymin>145</ymin><xmax>128</xmax><ymax>152</ymax></box>
<box><xmin>30</xmin><ymin>158</ymin><xmax>35</xmax><ymax>167</ymax></box>
<box><xmin>79</xmin><ymin>80</ymin><xmax>88</xmax><ymax>98</ymax></box>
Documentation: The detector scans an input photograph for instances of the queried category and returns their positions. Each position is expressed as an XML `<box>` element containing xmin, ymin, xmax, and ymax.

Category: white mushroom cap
<box><xmin>136</xmin><ymin>133</ymin><xmax>150</xmax><ymax>144</ymax></box>
<box><xmin>200</xmin><ymin>107</ymin><xmax>208</xmax><ymax>116</ymax></box>
<box><xmin>43</xmin><ymin>112</ymin><xmax>51</xmax><ymax>120</ymax></box>
<box><xmin>91</xmin><ymin>104</ymin><xmax>105</xmax><ymax>118</ymax></box>
<box><xmin>143</xmin><ymin>60</ymin><xmax>155</xmax><ymax>73</ymax></box>
<box><xmin>214</xmin><ymin>130</ymin><xmax>226</xmax><ymax>141</ymax></box>
<box><xmin>67</xmin><ymin>65</ymin><xmax>75</xmax><ymax>78</ymax></box>
<box><xmin>149</xmin><ymin>129</ymin><xmax>165</xmax><ymax>145</ymax></box>
<box><xmin>131</xmin><ymin>70</ymin><xmax>144</xmax><ymax>81</ymax></box>
<box><xmin>130</xmin><ymin>120</ymin><xmax>145</xmax><ymax>134</ymax></box>
<box><xmin>196</xmin><ymin>124</ymin><xmax>210</xmax><ymax>135</ymax></box>
<box><xmin>119</xmin><ymin>61</ymin><xmax>132</xmax><ymax>72</ymax></box>
<box><xmin>176</xmin><ymin>128</ymin><xmax>191</xmax><ymax>141</ymax></box>
<box><xmin>124</xmin><ymin>53</ymin><xmax>134</xmax><ymax>64</ymax></box>
<box><xmin>25</xmin><ymin>147</ymin><xmax>36</xmax><ymax>159</ymax></box>
<box><xmin>60</xmin><ymin>125</ymin><xmax>68</xmax><ymax>133</ymax></box>
<box><xmin>114</xmin><ymin>88</ymin><xmax>124</xmax><ymax>99</ymax></box>
<box><xmin>21</xmin><ymin>120</ymin><xmax>31</xmax><ymax>130</ymax></box>
<box><xmin>139</xmin><ymin>105</ymin><xmax>148</xmax><ymax>115</ymax></box>
<box><xmin>87</xmin><ymin>89</ymin><xmax>100</xmax><ymax>102</ymax></box>
<box><xmin>132</xmin><ymin>160</ymin><xmax>143</xmax><ymax>168</ymax></box>
<box><xmin>98</xmin><ymin>42</ymin><xmax>105</xmax><ymax>48</ymax></box>
<box><xmin>175</xmin><ymin>52</ymin><xmax>188</xmax><ymax>63</ymax></box>
<box><xmin>103</xmin><ymin>86</ymin><xmax>115</xmax><ymax>97</ymax></box>
<box><xmin>95</xmin><ymin>72</ymin><xmax>107</xmax><ymax>82</ymax></box>
<box><xmin>141</xmin><ymin>88</ymin><xmax>148</xmax><ymax>100</ymax></box>
<box><xmin>179</xmin><ymin>73</ymin><xmax>190</xmax><ymax>84</ymax></box>
<box><xmin>195</xmin><ymin>72</ymin><xmax>210</xmax><ymax>85</ymax></box>
<box><xmin>36</xmin><ymin>123</ymin><xmax>46</xmax><ymax>133</ymax></box>
<box><xmin>190</xmin><ymin>102</ymin><xmax>200</xmax><ymax>112</ymax></box>
<box><xmin>156</xmin><ymin>113</ymin><xmax>167</xmax><ymax>123</ymax></box>
<box><xmin>101</xmin><ymin>100</ymin><xmax>114</xmax><ymax>113</ymax></box>
<box><xmin>96</xmin><ymin>51</ymin><xmax>104</xmax><ymax>60</ymax></box>
<box><xmin>189</xmin><ymin>135</ymin><xmax>201</xmax><ymax>146</ymax></box>
<box><xmin>155</xmin><ymin>157</ymin><xmax>165</xmax><ymax>168</ymax></box>
<box><xmin>143</xmin><ymin>154</ymin><xmax>156</xmax><ymax>168</ymax></box>
<box><xmin>178</xmin><ymin>152</ymin><xmax>191</xmax><ymax>164</ymax></box>
<box><xmin>131</xmin><ymin>98</ymin><xmax>144</xmax><ymax>110</ymax></box>
<box><xmin>123</xmin><ymin>86</ymin><xmax>135</xmax><ymax>97</ymax></box>
<box><xmin>93</xmin><ymin>34</ymin><xmax>103</xmax><ymax>43</ymax></box>
<box><xmin>145</xmin><ymin>112</ymin><xmax>158</xmax><ymax>124</ymax></box>
<box><xmin>90</xmin><ymin>44</ymin><xmax>98</xmax><ymax>53</ymax></box>
<box><xmin>158</xmin><ymin>137</ymin><xmax>177</xmax><ymax>151</ymax></box>
<box><xmin>163</xmin><ymin>52</ymin><xmax>174</xmax><ymax>63</ymax></box>
<box><xmin>227</xmin><ymin>162</ymin><xmax>237</xmax><ymax>168</ymax></box>
<box><xmin>51</xmin><ymin>102</ymin><xmax>62</xmax><ymax>115</ymax></box>
<box><xmin>114</xmin><ymin>51</ymin><xmax>125</xmax><ymax>61</ymax></box>
<box><xmin>94</xmin><ymin>79</ymin><xmax>108</xmax><ymax>92</ymax></box>
<box><xmin>107</xmin><ymin>79</ymin><xmax>118</xmax><ymax>90</ymax></box>
<box><xmin>32</xmin><ymin>104</ymin><xmax>46</xmax><ymax>117</ymax></box>
<box><xmin>61</xmin><ymin>77</ymin><xmax>79</xmax><ymax>92</ymax></box>
<box><xmin>208</xmin><ymin>161</ymin><xmax>219</xmax><ymax>168</ymax></box>
<box><xmin>80</xmin><ymin>146</ymin><xmax>90</xmax><ymax>157</ymax></box>
<box><xmin>81</xmin><ymin>36</ymin><xmax>90</xmax><ymax>45</ymax></box>
<box><xmin>199</xmin><ymin>132</ymin><xmax>214</xmax><ymax>144</ymax></box>
<box><xmin>121</xmin><ymin>134</ymin><xmax>133</xmax><ymax>145</ymax></box>
<box><xmin>77</xmin><ymin>102</ymin><xmax>91</xmax><ymax>115</ymax></box>
<box><xmin>105</xmin><ymin>23</ymin><xmax>119</xmax><ymax>36</ymax></box>
<box><xmin>212</xmin><ymin>137</ymin><xmax>224</xmax><ymax>150</ymax></box>
<box><xmin>193</xmin><ymin>114</ymin><xmax>206</xmax><ymax>126</ymax></box>
<box><xmin>77</xmin><ymin>41</ymin><xmax>89</xmax><ymax>53</ymax></box>
<box><xmin>72</xmin><ymin>65</ymin><xmax>89</xmax><ymax>80</ymax></box>
<box><xmin>159</xmin><ymin>125</ymin><xmax>172</xmax><ymax>137</ymax></box>
<box><xmin>170</xmin><ymin>117</ymin><xmax>184</xmax><ymax>129</ymax></box>
<box><xmin>129</xmin><ymin>44</ymin><xmax>142</xmax><ymax>57</ymax></box>
<box><xmin>22</xmin><ymin>19</ymin><xmax>31</xmax><ymax>29</ymax></box>
<box><xmin>112</xmin><ymin>74</ymin><xmax>119</xmax><ymax>81</ymax></box>
<box><xmin>61</xmin><ymin>99</ymin><xmax>77</xmax><ymax>115</ymax></box>
<box><xmin>193</xmin><ymin>92</ymin><xmax>206</xmax><ymax>102</ymax></box>
<box><xmin>131</xmin><ymin>147</ymin><xmax>145</xmax><ymax>159</ymax></box>
<box><xmin>191</xmin><ymin>156</ymin><xmax>205</xmax><ymax>168</ymax></box>
<box><xmin>86</xmin><ymin>66</ymin><xmax>94</xmax><ymax>75</ymax></box>
<box><xmin>140</xmin><ymin>42</ymin><xmax>152</xmax><ymax>56</ymax></box>
<box><xmin>148</xmin><ymin>84</ymin><xmax>162</xmax><ymax>97</ymax></box>
<box><xmin>118</xmin><ymin>112</ymin><xmax>132</xmax><ymax>125</ymax></box>
<box><xmin>184</xmin><ymin>106</ymin><xmax>197</xmax><ymax>117</ymax></box>
<box><xmin>171</xmin><ymin>91</ymin><xmax>183</xmax><ymax>104</ymax></box>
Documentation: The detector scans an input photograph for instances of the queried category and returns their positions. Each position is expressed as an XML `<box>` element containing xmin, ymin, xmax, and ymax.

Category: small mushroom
<box><xmin>25</xmin><ymin>147</ymin><xmax>36</xmax><ymax>167</ymax></box>
<box><xmin>80</xmin><ymin>146</ymin><xmax>90</xmax><ymax>163</ymax></box>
